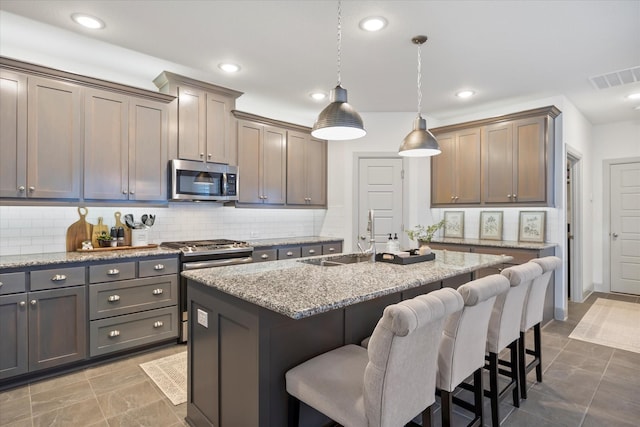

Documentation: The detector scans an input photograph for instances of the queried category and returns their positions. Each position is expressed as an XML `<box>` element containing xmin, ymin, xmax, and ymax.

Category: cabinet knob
<box><xmin>507</xmin><ymin>194</ymin><xmax>512</xmax><ymax>198</ymax></box>
<box><xmin>19</xmin><ymin>301</ymin><xmax>26</xmax><ymax>307</ymax></box>
<box><xmin>28</xmin><ymin>186</ymin><xmax>35</xmax><ymax>192</ymax></box>
<box><xmin>152</xmin><ymin>288</ymin><xmax>163</xmax><ymax>295</ymax></box>
<box><xmin>199</xmin><ymin>153</ymin><xmax>204</xmax><ymax>158</ymax></box>
<box><xmin>129</xmin><ymin>190</ymin><xmax>135</xmax><ymax>195</ymax></box>
<box><xmin>454</xmin><ymin>196</ymin><xmax>459</xmax><ymax>200</ymax></box>
<box><xmin>51</xmin><ymin>274</ymin><xmax>67</xmax><ymax>282</ymax></box>
<box><xmin>123</xmin><ymin>190</ymin><xmax>128</xmax><ymax>195</ymax></box>
<box><xmin>286</xmin><ymin>251</ymin><xmax>293</xmax><ymax>256</ymax></box>
<box><xmin>154</xmin><ymin>264</ymin><xmax>165</xmax><ymax>270</ymax></box>
<box><xmin>261</xmin><ymin>254</ymin><xmax>269</xmax><ymax>259</ymax></box>
<box><xmin>451</xmin><ymin>196</ymin><xmax>455</xmax><ymax>200</ymax></box>
<box><xmin>328</xmin><ymin>247</ymin><xmax>335</xmax><ymax>252</ymax></box>
<box><xmin>108</xmin><ymin>330</ymin><xmax>120</xmax><ymax>338</ymax></box>
<box><xmin>30</xmin><ymin>300</ymin><xmax>37</xmax><ymax>306</ymax></box>
<box><xmin>108</xmin><ymin>295</ymin><xmax>120</xmax><ymax>302</ymax></box>
<box><xmin>153</xmin><ymin>321</ymin><xmax>164</xmax><ymax>328</ymax></box>
<box><xmin>308</xmin><ymin>249</ymin><xmax>316</xmax><ymax>254</ymax></box>
<box><xmin>512</xmin><ymin>194</ymin><xmax>517</xmax><ymax>199</ymax></box>
<box><xmin>18</xmin><ymin>186</ymin><xmax>25</xmax><ymax>192</ymax></box>
<box><xmin>207</xmin><ymin>153</ymin><xmax>212</xmax><ymax>158</ymax></box>
<box><xmin>107</xmin><ymin>269</ymin><xmax>120</xmax><ymax>276</ymax></box>
<box><xmin>0</xmin><ymin>281</ymin><xmax>2</xmax><ymax>287</ymax></box>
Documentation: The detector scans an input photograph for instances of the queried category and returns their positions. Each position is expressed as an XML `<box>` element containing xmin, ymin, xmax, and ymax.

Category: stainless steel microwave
<box><xmin>170</xmin><ymin>159</ymin><xmax>238</xmax><ymax>202</ymax></box>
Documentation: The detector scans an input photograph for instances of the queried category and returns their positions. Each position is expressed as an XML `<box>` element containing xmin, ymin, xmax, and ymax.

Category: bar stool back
<box><xmin>285</xmin><ymin>288</ymin><xmax>464</xmax><ymax>427</ymax></box>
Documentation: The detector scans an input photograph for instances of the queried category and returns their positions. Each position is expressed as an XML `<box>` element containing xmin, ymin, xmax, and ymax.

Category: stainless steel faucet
<box><xmin>357</xmin><ymin>209</ymin><xmax>376</xmax><ymax>262</ymax></box>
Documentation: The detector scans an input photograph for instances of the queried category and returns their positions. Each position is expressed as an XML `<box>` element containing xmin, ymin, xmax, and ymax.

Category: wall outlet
<box><xmin>197</xmin><ymin>309</ymin><xmax>208</xmax><ymax>328</ymax></box>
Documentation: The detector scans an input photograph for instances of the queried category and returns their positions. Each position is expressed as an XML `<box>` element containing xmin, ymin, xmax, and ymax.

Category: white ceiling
<box><xmin>1</xmin><ymin>0</ymin><xmax>639</xmax><ymax>127</ymax></box>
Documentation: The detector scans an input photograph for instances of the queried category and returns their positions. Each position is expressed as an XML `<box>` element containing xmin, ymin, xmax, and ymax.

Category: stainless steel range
<box><xmin>161</xmin><ymin>239</ymin><xmax>253</xmax><ymax>342</ymax></box>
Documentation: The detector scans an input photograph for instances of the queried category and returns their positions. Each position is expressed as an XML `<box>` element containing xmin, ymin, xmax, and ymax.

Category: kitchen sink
<box><xmin>299</xmin><ymin>253</ymin><xmax>374</xmax><ymax>267</ymax></box>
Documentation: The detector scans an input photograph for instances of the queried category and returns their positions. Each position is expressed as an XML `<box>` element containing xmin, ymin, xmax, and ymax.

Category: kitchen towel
<box><xmin>140</xmin><ymin>351</ymin><xmax>187</xmax><ymax>405</ymax></box>
<box><xmin>569</xmin><ymin>298</ymin><xmax>640</xmax><ymax>354</ymax></box>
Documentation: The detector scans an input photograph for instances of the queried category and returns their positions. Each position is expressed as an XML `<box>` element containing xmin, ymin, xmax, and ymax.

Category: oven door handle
<box><xmin>182</xmin><ymin>256</ymin><xmax>254</xmax><ymax>270</ymax></box>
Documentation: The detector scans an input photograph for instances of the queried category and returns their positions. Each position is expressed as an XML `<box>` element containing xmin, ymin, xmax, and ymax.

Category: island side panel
<box><xmin>343</xmin><ymin>293</ymin><xmax>402</xmax><ymax>345</ymax></box>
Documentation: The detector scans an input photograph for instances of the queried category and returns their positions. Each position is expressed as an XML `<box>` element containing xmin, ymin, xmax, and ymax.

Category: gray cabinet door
<box><xmin>177</xmin><ymin>85</ymin><xmax>206</xmax><ymax>161</ymax></box>
<box><xmin>28</xmin><ymin>286</ymin><xmax>87</xmax><ymax>372</ymax></box>
<box><xmin>27</xmin><ymin>76</ymin><xmax>82</xmax><ymax>199</ymax></box>
<box><xmin>306</xmin><ymin>137</ymin><xmax>327</xmax><ymax>206</ymax></box>
<box><xmin>84</xmin><ymin>88</ymin><xmax>129</xmax><ymax>200</ymax></box>
<box><xmin>0</xmin><ymin>293</ymin><xmax>28</xmax><ymax>379</ymax></box>
<box><xmin>205</xmin><ymin>92</ymin><xmax>233</xmax><ymax>164</ymax></box>
<box><xmin>237</xmin><ymin>120</ymin><xmax>263</xmax><ymax>203</ymax></box>
<box><xmin>286</xmin><ymin>131</ymin><xmax>327</xmax><ymax>207</ymax></box>
<box><xmin>262</xmin><ymin>125</ymin><xmax>286</xmax><ymax>205</ymax></box>
<box><xmin>0</xmin><ymin>70</ymin><xmax>27</xmax><ymax>198</ymax></box>
<box><xmin>129</xmin><ymin>97</ymin><xmax>169</xmax><ymax>201</ymax></box>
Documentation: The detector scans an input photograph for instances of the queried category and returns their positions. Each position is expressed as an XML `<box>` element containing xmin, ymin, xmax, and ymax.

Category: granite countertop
<box><xmin>248</xmin><ymin>236</ymin><xmax>343</xmax><ymax>248</ymax></box>
<box><xmin>0</xmin><ymin>247</ymin><xmax>181</xmax><ymax>270</ymax></box>
<box><xmin>183</xmin><ymin>250</ymin><xmax>511</xmax><ymax>320</ymax></box>
<box><xmin>430</xmin><ymin>238</ymin><xmax>557</xmax><ymax>250</ymax></box>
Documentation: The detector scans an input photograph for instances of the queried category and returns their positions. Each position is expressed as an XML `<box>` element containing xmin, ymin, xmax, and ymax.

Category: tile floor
<box><xmin>1</xmin><ymin>292</ymin><xmax>639</xmax><ymax>427</ymax></box>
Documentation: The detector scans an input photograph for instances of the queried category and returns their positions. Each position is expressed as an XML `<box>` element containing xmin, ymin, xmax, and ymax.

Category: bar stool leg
<box><xmin>441</xmin><ymin>390</ymin><xmax>453</xmax><ymax>427</ymax></box>
<box><xmin>510</xmin><ymin>340</ymin><xmax>520</xmax><ymax>408</ymax></box>
<box><xmin>534</xmin><ymin>323</ymin><xmax>543</xmax><ymax>382</ymax></box>
<box><xmin>422</xmin><ymin>404</ymin><xmax>433</xmax><ymax>427</ymax></box>
<box><xmin>519</xmin><ymin>331</ymin><xmax>528</xmax><ymax>399</ymax></box>
<box><xmin>473</xmin><ymin>368</ymin><xmax>484</xmax><ymax>427</ymax></box>
<box><xmin>288</xmin><ymin>394</ymin><xmax>300</xmax><ymax>427</ymax></box>
<box><xmin>487</xmin><ymin>352</ymin><xmax>500</xmax><ymax>427</ymax></box>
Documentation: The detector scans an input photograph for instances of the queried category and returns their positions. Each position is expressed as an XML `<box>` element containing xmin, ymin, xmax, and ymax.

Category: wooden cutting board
<box><xmin>91</xmin><ymin>217</ymin><xmax>109</xmax><ymax>247</ymax></box>
<box><xmin>66</xmin><ymin>207</ymin><xmax>91</xmax><ymax>252</ymax></box>
<box><xmin>114</xmin><ymin>211</ymin><xmax>131</xmax><ymax>246</ymax></box>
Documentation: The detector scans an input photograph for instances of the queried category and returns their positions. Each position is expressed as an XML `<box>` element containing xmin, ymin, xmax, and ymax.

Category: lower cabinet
<box><xmin>0</xmin><ymin>255</ymin><xmax>179</xmax><ymax>383</ymax></box>
<box><xmin>0</xmin><ymin>284</ymin><xmax>86</xmax><ymax>379</ymax></box>
<box><xmin>252</xmin><ymin>240</ymin><xmax>343</xmax><ymax>263</ymax></box>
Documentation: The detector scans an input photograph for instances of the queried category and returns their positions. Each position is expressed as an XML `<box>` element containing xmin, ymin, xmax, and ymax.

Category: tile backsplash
<box><xmin>0</xmin><ymin>204</ymin><xmax>328</xmax><ymax>256</ymax></box>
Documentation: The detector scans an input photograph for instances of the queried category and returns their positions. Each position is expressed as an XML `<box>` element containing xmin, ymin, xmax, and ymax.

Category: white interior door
<box><xmin>357</xmin><ymin>157</ymin><xmax>403</xmax><ymax>252</ymax></box>
<box><xmin>610</xmin><ymin>161</ymin><xmax>640</xmax><ymax>295</ymax></box>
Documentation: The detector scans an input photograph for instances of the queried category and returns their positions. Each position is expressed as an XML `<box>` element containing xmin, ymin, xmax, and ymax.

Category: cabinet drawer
<box><xmin>89</xmin><ymin>276</ymin><xmax>178</xmax><ymax>320</ymax></box>
<box><xmin>278</xmin><ymin>247</ymin><xmax>301</xmax><ymax>260</ymax></box>
<box><xmin>30</xmin><ymin>267</ymin><xmax>85</xmax><ymax>291</ymax></box>
<box><xmin>301</xmin><ymin>245</ymin><xmax>322</xmax><ymax>257</ymax></box>
<box><xmin>322</xmin><ymin>242</ymin><xmax>342</xmax><ymax>255</ymax></box>
<box><xmin>89</xmin><ymin>306</ymin><xmax>178</xmax><ymax>357</ymax></box>
<box><xmin>0</xmin><ymin>272</ymin><xmax>26</xmax><ymax>295</ymax></box>
<box><xmin>90</xmin><ymin>262</ymin><xmax>136</xmax><ymax>283</ymax></box>
<box><xmin>429</xmin><ymin>243</ymin><xmax>471</xmax><ymax>252</ymax></box>
<box><xmin>139</xmin><ymin>258</ymin><xmax>178</xmax><ymax>278</ymax></box>
<box><xmin>253</xmin><ymin>249</ymin><xmax>277</xmax><ymax>263</ymax></box>
<box><xmin>472</xmin><ymin>247</ymin><xmax>536</xmax><ymax>264</ymax></box>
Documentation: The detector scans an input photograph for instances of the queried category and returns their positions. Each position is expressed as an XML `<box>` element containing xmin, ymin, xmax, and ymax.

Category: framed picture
<box><xmin>519</xmin><ymin>211</ymin><xmax>546</xmax><ymax>243</ymax></box>
<box><xmin>479</xmin><ymin>211</ymin><xmax>503</xmax><ymax>240</ymax></box>
<box><xmin>444</xmin><ymin>211</ymin><xmax>464</xmax><ymax>238</ymax></box>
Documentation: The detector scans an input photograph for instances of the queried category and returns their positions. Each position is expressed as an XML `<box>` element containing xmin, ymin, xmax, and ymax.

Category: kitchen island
<box><xmin>183</xmin><ymin>250</ymin><xmax>511</xmax><ymax>427</ymax></box>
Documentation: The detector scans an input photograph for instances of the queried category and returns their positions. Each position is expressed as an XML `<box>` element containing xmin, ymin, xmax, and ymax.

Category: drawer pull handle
<box><xmin>286</xmin><ymin>251</ymin><xmax>293</xmax><ymax>256</ymax></box>
<box><xmin>51</xmin><ymin>274</ymin><xmax>67</xmax><ymax>281</ymax></box>
<box><xmin>0</xmin><ymin>281</ymin><xmax>3</xmax><ymax>287</ymax></box>
<box><xmin>30</xmin><ymin>299</ymin><xmax>37</xmax><ymax>306</ymax></box>
<box><xmin>19</xmin><ymin>301</ymin><xmax>26</xmax><ymax>307</ymax></box>
<box><xmin>154</xmin><ymin>321</ymin><xmax>164</xmax><ymax>328</ymax></box>
<box><xmin>152</xmin><ymin>288</ymin><xmax>163</xmax><ymax>295</ymax></box>
<box><xmin>108</xmin><ymin>330</ymin><xmax>120</xmax><ymax>338</ymax></box>
<box><xmin>328</xmin><ymin>247</ymin><xmax>335</xmax><ymax>252</ymax></box>
<box><xmin>154</xmin><ymin>264</ymin><xmax>165</xmax><ymax>271</ymax></box>
<box><xmin>261</xmin><ymin>254</ymin><xmax>269</xmax><ymax>259</ymax></box>
<box><xmin>308</xmin><ymin>249</ymin><xmax>316</xmax><ymax>254</ymax></box>
<box><xmin>107</xmin><ymin>269</ymin><xmax>120</xmax><ymax>276</ymax></box>
<box><xmin>108</xmin><ymin>295</ymin><xmax>120</xmax><ymax>302</ymax></box>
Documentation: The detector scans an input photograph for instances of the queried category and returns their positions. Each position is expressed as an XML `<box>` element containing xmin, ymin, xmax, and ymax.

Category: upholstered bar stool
<box><xmin>485</xmin><ymin>262</ymin><xmax>542</xmax><ymax>427</ymax></box>
<box><xmin>518</xmin><ymin>256</ymin><xmax>563</xmax><ymax>398</ymax></box>
<box><xmin>436</xmin><ymin>274</ymin><xmax>510</xmax><ymax>427</ymax></box>
<box><xmin>285</xmin><ymin>288</ymin><xmax>464</xmax><ymax>427</ymax></box>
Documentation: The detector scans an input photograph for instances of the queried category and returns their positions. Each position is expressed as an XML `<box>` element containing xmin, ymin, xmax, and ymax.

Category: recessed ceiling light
<box><xmin>456</xmin><ymin>90</ymin><xmax>475</xmax><ymax>99</ymax></box>
<box><xmin>71</xmin><ymin>13</ymin><xmax>105</xmax><ymax>29</ymax></box>
<box><xmin>309</xmin><ymin>92</ymin><xmax>327</xmax><ymax>101</ymax></box>
<box><xmin>359</xmin><ymin>16</ymin><xmax>387</xmax><ymax>32</ymax></box>
<box><xmin>218</xmin><ymin>63</ymin><xmax>241</xmax><ymax>73</ymax></box>
<box><xmin>627</xmin><ymin>92</ymin><xmax>640</xmax><ymax>100</ymax></box>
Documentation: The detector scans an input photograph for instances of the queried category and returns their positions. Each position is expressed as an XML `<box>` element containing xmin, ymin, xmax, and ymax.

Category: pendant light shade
<box><xmin>312</xmin><ymin>0</ymin><xmax>366</xmax><ymax>141</ymax></box>
<box><xmin>312</xmin><ymin>85</ymin><xmax>366</xmax><ymax>140</ymax></box>
<box><xmin>399</xmin><ymin>35</ymin><xmax>440</xmax><ymax>157</ymax></box>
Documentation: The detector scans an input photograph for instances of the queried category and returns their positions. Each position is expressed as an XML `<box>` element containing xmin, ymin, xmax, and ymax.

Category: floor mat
<box><xmin>140</xmin><ymin>351</ymin><xmax>187</xmax><ymax>405</ymax></box>
<box><xmin>569</xmin><ymin>298</ymin><xmax>640</xmax><ymax>353</ymax></box>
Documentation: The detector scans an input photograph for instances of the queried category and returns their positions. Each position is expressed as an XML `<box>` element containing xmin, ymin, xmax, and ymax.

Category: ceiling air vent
<box><xmin>589</xmin><ymin>66</ymin><xmax>640</xmax><ymax>90</ymax></box>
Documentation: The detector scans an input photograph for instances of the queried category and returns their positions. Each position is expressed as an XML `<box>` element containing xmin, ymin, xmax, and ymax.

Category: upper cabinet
<box><xmin>431</xmin><ymin>128</ymin><xmax>481</xmax><ymax>205</ymax></box>
<box><xmin>431</xmin><ymin>106</ymin><xmax>560</xmax><ymax>207</ymax></box>
<box><xmin>287</xmin><ymin>131</ymin><xmax>327</xmax><ymax>207</ymax></box>
<box><xmin>1</xmin><ymin>70</ymin><xmax>82</xmax><ymax>199</ymax></box>
<box><xmin>237</xmin><ymin>119</ymin><xmax>287</xmax><ymax>205</ymax></box>
<box><xmin>84</xmin><ymin>89</ymin><xmax>169</xmax><ymax>201</ymax></box>
<box><xmin>1</xmin><ymin>57</ymin><xmax>175</xmax><ymax>204</ymax></box>
<box><xmin>153</xmin><ymin>71</ymin><xmax>243</xmax><ymax>165</ymax></box>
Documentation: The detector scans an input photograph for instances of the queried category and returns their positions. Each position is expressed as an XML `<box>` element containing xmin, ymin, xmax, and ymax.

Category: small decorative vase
<box><xmin>418</xmin><ymin>240</ymin><xmax>432</xmax><ymax>255</ymax></box>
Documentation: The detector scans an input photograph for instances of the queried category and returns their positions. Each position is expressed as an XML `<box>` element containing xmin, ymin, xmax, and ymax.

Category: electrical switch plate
<box><xmin>197</xmin><ymin>309</ymin><xmax>208</xmax><ymax>328</ymax></box>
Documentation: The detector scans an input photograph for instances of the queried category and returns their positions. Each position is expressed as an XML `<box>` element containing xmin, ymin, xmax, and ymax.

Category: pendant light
<box><xmin>398</xmin><ymin>35</ymin><xmax>441</xmax><ymax>157</ymax></box>
<box><xmin>311</xmin><ymin>0</ymin><xmax>366</xmax><ymax>141</ymax></box>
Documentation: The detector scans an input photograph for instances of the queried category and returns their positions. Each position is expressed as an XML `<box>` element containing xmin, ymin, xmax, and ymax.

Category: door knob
<box><xmin>612</xmin><ymin>233</ymin><xmax>619</xmax><ymax>238</ymax></box>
